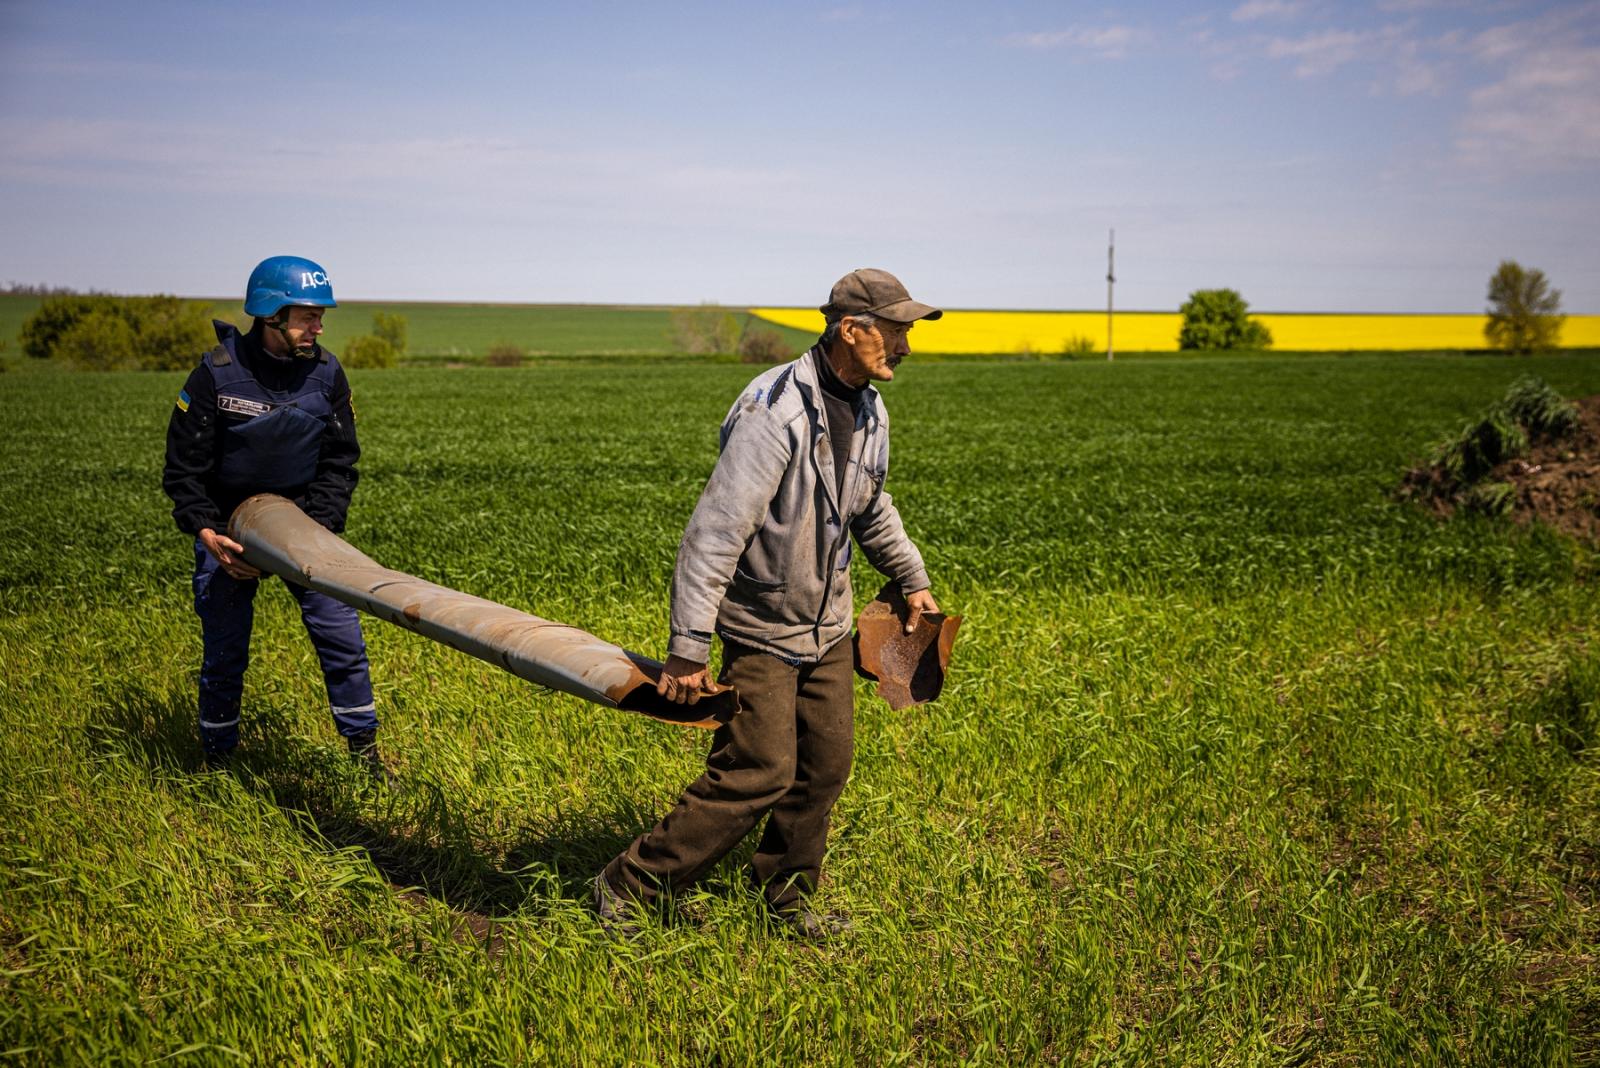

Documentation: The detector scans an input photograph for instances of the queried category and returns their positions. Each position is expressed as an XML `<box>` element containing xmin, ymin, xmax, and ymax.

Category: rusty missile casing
<box><xmin>228</xmin><ymin>494</ymin><xmax>738</xmax><ymax>729</ymax></box>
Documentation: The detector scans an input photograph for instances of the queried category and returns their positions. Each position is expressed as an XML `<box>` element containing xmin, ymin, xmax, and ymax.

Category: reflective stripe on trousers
<box><xmin>192</xmin><ymin>538</ymin><xmax>376</xmax><ymax>753</ymax></box>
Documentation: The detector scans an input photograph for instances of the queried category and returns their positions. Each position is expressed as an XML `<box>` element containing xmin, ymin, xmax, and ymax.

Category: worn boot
<box><xmin>346</xmin><ymin>728</ymin><xmax>395</xmax><ymax>786</ymax></box>
<box><xmin>769</xmin><ymin>903</ymin><xmax>853</xmax><ymax>943</ymax></box>
<box><xmin>591</xmin><ymin>872</ymin><xmax>644</xmax><ymax>942</ymax></box>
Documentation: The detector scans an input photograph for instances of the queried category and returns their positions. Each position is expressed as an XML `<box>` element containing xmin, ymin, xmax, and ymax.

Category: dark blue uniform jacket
<box><xmin>162</xmin><ymin>320</ymin><xmax>360</xmax><ymax>535</ymax></box>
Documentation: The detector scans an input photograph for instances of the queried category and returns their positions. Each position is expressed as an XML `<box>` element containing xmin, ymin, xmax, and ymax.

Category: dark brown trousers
<box><xmin>604</xmin><ymin>636</ymin><xmax>855</xmax><ymax>913</ymax></box>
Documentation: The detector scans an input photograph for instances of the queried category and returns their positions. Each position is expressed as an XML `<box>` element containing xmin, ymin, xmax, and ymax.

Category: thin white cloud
<box><xmin>1390</xmin><ymin>37</ymin><xmax>1447</xmax><ymax>95</ymax></box>
<box><xmin>1458</xmin><ymin>47</ymin><xmax>1600</xmax><ymax>167</ymax></box>
<box><xmin>1258</xmin><ymin>20</ymin><xmax>1447</xmax><ymax>93</ymax></box>
<box><xmin>1444</xmin><ymin>4</ymin><xmax>1600</xmax><ymax>169</ymax></box>
<box><xmin>1005</xmin><ymin>25</ymin><xmax>1142</xmax><ymax>59</ymax></box>
<box><xmin>1231</xmin><ymin>0</ymin><xmax>1308</xmax><ymax>23</ymax></box>
<box><xmin>1375</xmin><ymin>0</ymin><xmax>1477</xmax><ymax>12</ymax></box>
<box><xmin>1265</xmin><ymin>27</ymin><xmax>1376</xmax><ymax>76</ymax></box>
<box><xmin>1241</xmin><ymin>2</ymin><xmax>1600</xmax><ymax>169</ymax></box>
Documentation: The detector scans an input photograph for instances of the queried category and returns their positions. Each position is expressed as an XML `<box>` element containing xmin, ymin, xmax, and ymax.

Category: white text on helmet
<box><xmin>299</xmin><ymin>271</ymin><xmax>330</xmax><ymax>289</ymax></box>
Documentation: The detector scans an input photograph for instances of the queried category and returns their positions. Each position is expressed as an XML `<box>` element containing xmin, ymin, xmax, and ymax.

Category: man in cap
<box><xmin>595</xmin><ymin>268</ymin><xmax>942</xmax><ymax>939</ymax></box>
<box><xmin>162</xmin><ymin>255</ymin><xmax>389</xmax><ymax>779</ymax></box>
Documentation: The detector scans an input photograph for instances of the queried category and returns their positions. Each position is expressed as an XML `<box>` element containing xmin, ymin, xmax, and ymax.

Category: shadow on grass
<box><xmin>83</xmin><ymin>679</ymin><xmax>642</xmax><ymax>925</ymax></box>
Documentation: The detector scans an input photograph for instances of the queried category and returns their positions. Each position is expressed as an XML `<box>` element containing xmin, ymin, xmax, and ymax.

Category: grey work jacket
<box><xmin>667</xmin><ymin>348</ymin><xmax>930</xmax><ymax>665</ymax></box>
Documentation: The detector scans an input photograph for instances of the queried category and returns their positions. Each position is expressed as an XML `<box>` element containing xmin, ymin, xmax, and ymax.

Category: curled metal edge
<box><xmin>853</xmin><ymin>581</ymin><xmax>962</xmax><ymax>710</ymax></box>
<box><xmin>229</xmin><ymin>494</ymin><xmax>738</xmax><ymax>728</ymax></box>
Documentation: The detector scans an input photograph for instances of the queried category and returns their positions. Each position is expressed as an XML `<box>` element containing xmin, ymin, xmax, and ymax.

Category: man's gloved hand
<box><xmin>199</xmin><ymin>528</ymin><xmax>261</xmax><ymax>580</ymax></box>
<box><xmin>657</xmin><ymin>654</ymin><xmax>714</xmax><ymax>705</ymax></box>
<box><xmin>905</xmin><ymin>588</ymin><xmax>940</xmax><ymax>634</ymax></box>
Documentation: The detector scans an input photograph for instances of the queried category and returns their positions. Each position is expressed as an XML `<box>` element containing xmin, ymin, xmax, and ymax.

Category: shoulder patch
<box><xmin>176</xmin><ymin>388</ymin><xmax>190</xmax><ymax>413</ymax></box>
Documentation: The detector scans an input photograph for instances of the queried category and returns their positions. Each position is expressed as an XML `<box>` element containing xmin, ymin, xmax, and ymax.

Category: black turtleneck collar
<box><xmin>811</xmin><ymin>345</ymin><xmax>866</xmax><ymax>405</ymax></box>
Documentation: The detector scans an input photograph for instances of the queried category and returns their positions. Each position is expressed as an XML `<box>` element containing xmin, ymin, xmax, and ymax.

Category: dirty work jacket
<box><xmin>668</xmin><ymin>347</ymin><xmax>930</xmax><ymax>665</ymax></box>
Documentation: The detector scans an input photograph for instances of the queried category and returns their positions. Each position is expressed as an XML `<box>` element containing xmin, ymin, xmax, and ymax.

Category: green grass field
<box><xmin>2</xmin><ymin>352</ymin><xmax>1598</xmax><ymax>1063</ymax></box>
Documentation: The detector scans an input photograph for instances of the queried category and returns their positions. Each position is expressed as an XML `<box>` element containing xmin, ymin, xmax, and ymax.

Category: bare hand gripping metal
<box><xmin>228</xmin><ymin>494</ymin><xmax>739</xmax><ymax>728</ymax></box>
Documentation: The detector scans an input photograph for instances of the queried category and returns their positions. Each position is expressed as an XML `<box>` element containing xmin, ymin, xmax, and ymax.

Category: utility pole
<box><xmin>1106</xmin><ymin>228</ymin><xmax>1116</xmax><ymax>361</ymax></box>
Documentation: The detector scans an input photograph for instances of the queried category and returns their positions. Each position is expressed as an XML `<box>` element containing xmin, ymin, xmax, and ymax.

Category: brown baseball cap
<box><xmin>820</xmin><ymin>268</ymin><xmax>943</xmax><ymax>324</ymax></box>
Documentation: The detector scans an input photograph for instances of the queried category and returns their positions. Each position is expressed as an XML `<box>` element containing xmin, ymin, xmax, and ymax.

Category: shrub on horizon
<box><xmin>372</xmin><ymin>311</ymin><xmax>409</xmax><ymax>356</ymax></box>
<box><xmin>1178</xmin><ymin>288</ymin><xmax>1273</xmax><ymax>351</ymax></box>
<box><xmin>20</xmin><ymin>294</ymin><xmax>102</xmax><ymax>359</ymax></box>
<box><xmin>341</xmin><ymin>334</ymin><xmax>398</xmax><ymax>369</ymax></box>
<box><xmin>739</xmin><ymin>326</ymin><xmax>790</xmax><ymax>363</ymax></box>
<box><xmin>485</xmin><ymin>341</ymin><xmax>526</xmax><ymax>367</ymax></box>
<box><xmin>1062</xmin><ymin>334</ymin><xmax>1097</xmax><ymax>358</ymax></box>
<box><xmin>21</xmin><ymin>294</ymin><xmax>213</xmax><ymax>370</ymax></box>
<box><xmin>671</xmin><ymin>304</ymin><xmax>741</xmax><ymax>355</ymax></box>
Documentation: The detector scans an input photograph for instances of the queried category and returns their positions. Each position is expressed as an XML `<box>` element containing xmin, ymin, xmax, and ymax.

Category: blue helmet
<box><xmin>244</xmin><ymin>255</ymin><xmax>338</xmax><ymax>317</ymax></box>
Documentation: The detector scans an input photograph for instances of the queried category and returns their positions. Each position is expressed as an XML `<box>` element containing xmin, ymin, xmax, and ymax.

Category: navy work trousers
<box><xmin>192</xmin><ymin>539</ymin><xmax>377</xmax><ymax>754</ymax></box>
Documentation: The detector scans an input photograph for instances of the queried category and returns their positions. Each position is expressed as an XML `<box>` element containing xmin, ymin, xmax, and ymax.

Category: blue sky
<box><xmin>2</xmin><ymin>0</ymin><xmax>1596</xmax><ymax>311</ymax></box>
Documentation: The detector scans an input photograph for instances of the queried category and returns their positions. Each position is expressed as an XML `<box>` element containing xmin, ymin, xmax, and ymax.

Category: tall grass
<box><xmin>1</xmin><ymin>353</ymin><xmax>1597</xmax><ymax>1063</ymax></box>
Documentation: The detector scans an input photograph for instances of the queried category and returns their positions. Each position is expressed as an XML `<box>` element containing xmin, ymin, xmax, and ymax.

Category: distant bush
<box><xmin>671</xmin><ymin>304</ymin><xmax>740</xmax><ymax>355</ymax></box>
<box><xmin>20</xmin><ymin>294</ymin><xmax>214</xmax><ymax>370</ymax></box>
<box><xmin>1485</xmin><ymin>260</ymin><xmax>1564</xmax><ymax>354</ymax></box>
<box><xmin>58</xmin><ymin>308</ymin><xmax>142</xmax><ymax>371</ymax></box>
<box><xmin>20</xmin><ymin>294</ymin><xmax>102</xmax><ymax>360</ymax></box>
<box><xmin>1062</xmin><ymin>334</ymin><xmax>1097</xmax><ymax>358</ymax></box>
<box><xmin>341</xmin><ymin>335</ymin><xmax>398</xmax><ymax>369</ymax></box>
<box><xmin>1178</xmin><ymin>289</ymin><xmax>1272</xmax><ymax>350</ymax></box>
<box><xmin>372</xmin><ymin>311</ymin><xmax>409</xmax><ymax>356</ymax></box>
<box><xmin>739</xmin><ymin>326</ymin><xmax>790</xmax><ymax>363</ymax></box>
<box><xmin>485</xmin><ymin>342</ymin><xmax>526</xmax><ymax>367</ymax></box>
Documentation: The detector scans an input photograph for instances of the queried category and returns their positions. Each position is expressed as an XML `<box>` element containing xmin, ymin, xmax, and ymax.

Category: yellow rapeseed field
<box><xmin>751</xmin><ymin>308</ymin><xmax>1600</xmax><ymax>354</ymax></box>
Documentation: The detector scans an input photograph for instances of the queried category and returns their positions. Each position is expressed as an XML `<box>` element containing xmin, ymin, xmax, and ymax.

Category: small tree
<box><xmin>1178</xmin><ymin>288</ymin><xmax>1273</xmax><ymax>350</ymax></box>
<box><xmin>1485</xmin><ymin>260</ymin><xmax>1564</xmax><ymax>354</ymax></box>
<box><xmin>372</xmin><ymin>311</ymin><xmax>409</xmax><ymax>356</ymax></box>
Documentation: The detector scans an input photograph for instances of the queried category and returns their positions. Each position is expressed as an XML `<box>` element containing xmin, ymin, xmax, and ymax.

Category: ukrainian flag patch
<box><xmin>176</xmin><ymin>389</ymin><xmax>191</xmax><ymax>412</ymax></box>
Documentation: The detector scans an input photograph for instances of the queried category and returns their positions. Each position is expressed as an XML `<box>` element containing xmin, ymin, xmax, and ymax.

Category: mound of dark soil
<box><xmin>1402</xmin><ymin>394</ymin><xmax>1600</xmax><ymax>542</ymax></box>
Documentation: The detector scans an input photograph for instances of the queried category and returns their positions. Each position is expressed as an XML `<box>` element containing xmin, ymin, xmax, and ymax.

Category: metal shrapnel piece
<box><xmin>852</xmin><ymin>581</ymin><xmax>961</xmax><ymax>710</ymax></box>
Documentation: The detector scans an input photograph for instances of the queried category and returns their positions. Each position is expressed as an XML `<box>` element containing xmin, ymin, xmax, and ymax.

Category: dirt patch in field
<box><xmin>1401</xmin><ymin>393</ymin><xmax>1600</xmax><ymax>542</ymax></box>
<box><xmin>394</xmin><ymin>884</ymin><xmax>507</xmax><ymax>956</ymax></box>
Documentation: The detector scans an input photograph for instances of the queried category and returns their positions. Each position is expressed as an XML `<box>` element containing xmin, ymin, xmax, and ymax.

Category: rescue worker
<box><xmin>162</xmin><ymin>255</ymin><xmax>389</xmax><ymax>779</ymax></box>
<box><xmin>594</xmin><ymin>268</ymin><xmax>942</xmax><ymax>940</ymax></box>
